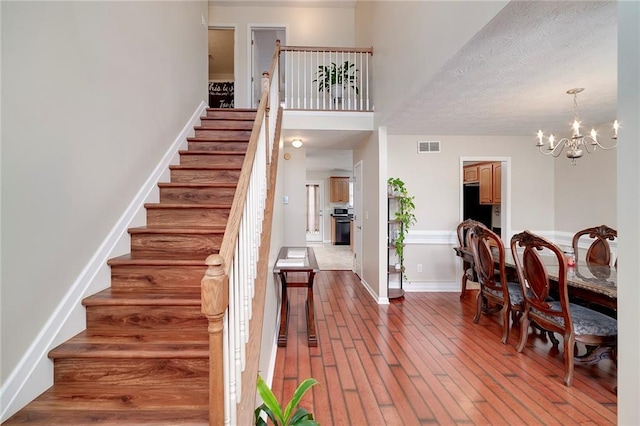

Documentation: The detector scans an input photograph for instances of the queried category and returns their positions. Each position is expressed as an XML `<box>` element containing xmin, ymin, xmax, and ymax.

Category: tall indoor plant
<box><xmin>387</xmin><ymin>177</ymin><xmax>416</xmax><ymax>267</ymax></box>
<box><xmin>313</xmin><ymin>60</ymin><xmax>359</xmax><ymax>99</ymax></box>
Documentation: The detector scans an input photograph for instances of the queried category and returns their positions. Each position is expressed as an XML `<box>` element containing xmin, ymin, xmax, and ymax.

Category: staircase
<box><xmin>3</xmin><ymin>108</ymin><xmax>257</xmax><ymax>425</ymax></box>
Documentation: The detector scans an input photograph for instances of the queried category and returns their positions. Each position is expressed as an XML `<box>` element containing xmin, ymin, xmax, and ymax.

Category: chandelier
<box><xmin>536</xmin><ymin>88</ymin><xmax>618</xmax><ymax>165</ymax></box>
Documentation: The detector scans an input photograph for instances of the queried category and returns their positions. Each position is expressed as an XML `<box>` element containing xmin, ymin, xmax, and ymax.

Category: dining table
<box><xmin>453</xmin><ymin>245</ymin><xmax>617</xmax><ymax>312</ymax></box>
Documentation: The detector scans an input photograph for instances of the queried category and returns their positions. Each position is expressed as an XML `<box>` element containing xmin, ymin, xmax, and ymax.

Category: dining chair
<box><xmin>510</xmin><ymin>230</ymin><xmax>617</xmax><ymax>386</ymax></box>
<box><xmin>456</xmin><ymin>219</ymin><xmax>488</xmax><ymax>300</ymax></box>
<box><xmin>467</xmin><ymin>225</ymin><xmax>524</xmax><ymax>344</ymax></box>
<box><xmin>572</xmin><ymin>225</ymin><xmax>617</xmax><ymax>267</ymax></box>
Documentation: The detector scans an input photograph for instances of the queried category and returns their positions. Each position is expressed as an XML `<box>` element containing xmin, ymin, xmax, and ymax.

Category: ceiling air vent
<box><xmin>417</xmin><ymin>140</ymin><xmax>441</xmax><ymax>154</ymax></box>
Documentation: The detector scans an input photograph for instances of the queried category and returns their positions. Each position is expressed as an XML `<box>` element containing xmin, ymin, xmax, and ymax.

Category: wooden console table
<box><xmin>273</xmin><ymin>247</ymin><xmax>320</xmax><ymax>347</ymax></box>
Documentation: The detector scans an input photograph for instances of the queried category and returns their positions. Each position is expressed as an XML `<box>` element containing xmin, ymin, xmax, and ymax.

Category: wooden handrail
<box><xmin>281</xmin><ymin>45</ymin><xmax>373</xmax><ymax>55</ymax></box>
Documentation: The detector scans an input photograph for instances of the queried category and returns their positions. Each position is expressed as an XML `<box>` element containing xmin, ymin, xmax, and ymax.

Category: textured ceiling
<box><xmin>280</xmin><ymin>1</ymin><xmax>618</xmax><ymax>171</ymax></box>
<box><xmin>383</xmin><ymin>0</ymin><xmax>618</xmax><ymax>136</ymax></box>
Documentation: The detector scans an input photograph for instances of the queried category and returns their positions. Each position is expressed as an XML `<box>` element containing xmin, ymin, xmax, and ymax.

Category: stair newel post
<box><xmin>262</xmin><ymin>71</ymin><xmax>271</xmax><ymax>166</ymax></box>
<box><xmin>201</xmin><ymin>253</ymin><xmax>229</xmax><ymax>426</ymax></box>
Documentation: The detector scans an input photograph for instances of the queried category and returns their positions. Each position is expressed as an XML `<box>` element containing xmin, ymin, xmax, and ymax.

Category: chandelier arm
<box><xmin>537</xmin><ymin>138</ymin><xmax>570</xmax><ymax>158</ymax></box>
<box><xmin>581</xmin><ymin>138</ymin><xmax>597</xmax><ymax>155</ymax></box>
<box><xmin>591</xmin><ymin>137</ymin><xmax>619</xmax><ymax>151</ymax></box>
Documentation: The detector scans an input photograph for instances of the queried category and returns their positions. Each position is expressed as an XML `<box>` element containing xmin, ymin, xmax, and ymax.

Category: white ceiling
<box><xmin>285</xmin><ymin>1</ymin><xmax>618</xmax><ymax>171</ymax></box>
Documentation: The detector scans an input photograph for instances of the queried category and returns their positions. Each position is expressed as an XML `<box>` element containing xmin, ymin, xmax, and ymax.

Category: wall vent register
<box><xmin>417</xmin><ymin>140</ymin><xmax>441</xmax><ymax>153</ymax></box>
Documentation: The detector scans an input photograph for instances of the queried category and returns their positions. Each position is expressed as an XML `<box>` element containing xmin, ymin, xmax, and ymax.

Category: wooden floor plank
<box><xmin>271</xmin><ymin>271</ymin><xmax>616</xmax><ymax>425</ymax></box>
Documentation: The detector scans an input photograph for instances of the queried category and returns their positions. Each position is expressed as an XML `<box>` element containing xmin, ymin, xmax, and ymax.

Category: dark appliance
<box><xmin>462</xmin><ymin>184</ymin><xmax>492</xmax><ymax>229</ymax></box>
<box><xmin>331</xmin><ymin>208</ymin><xmax>352</xmax><ymax>246</ymax></box>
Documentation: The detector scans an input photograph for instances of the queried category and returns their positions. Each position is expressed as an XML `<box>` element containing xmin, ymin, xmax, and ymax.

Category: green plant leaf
<box><xmin>254</xmin><ymin>403</ymin><xmax>273</xmax><ymax>426</ymax></box>
<box><xmin>282</xmin><ymin>378</ymin><xmax>318</xmax><ymax>423</ymax></box>
<box><xmin>289</xmin><ymin>407</ymin><xmax>319</xmax><ymax>425</ymax></box>
<box><xmin>256</xmin><ymin>375</ymin><xmax>285</xmax><ymax>424</ymax></box>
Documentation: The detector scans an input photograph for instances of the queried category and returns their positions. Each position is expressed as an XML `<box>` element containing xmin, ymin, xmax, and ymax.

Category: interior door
<box><xmin>353</xmin><ymin>161</ymin><xmax>363</xmax><ymax>276</ymax></box>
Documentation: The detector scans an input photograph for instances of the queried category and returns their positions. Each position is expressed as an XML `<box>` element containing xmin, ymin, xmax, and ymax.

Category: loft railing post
<box><xmin>201</xmin><ymin>254</ymin><xmax>229</xmax><ymax>426</ymax></box>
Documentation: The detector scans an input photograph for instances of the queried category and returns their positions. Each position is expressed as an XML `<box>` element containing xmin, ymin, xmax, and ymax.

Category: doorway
<box><xmin>460</xmin><ymin>157</ymin><xmax>510</xmax><ymax>242</ymax></box>
<box><xmin>250</xmin><ymin>27</ymin><xmax>286</xmax><ymax>108</ymax></box>
<box><xmin>305</xmin><ymin>181</ymin><xmax>324</xmax><ymax>243</ymax></box>
<box><xmin>208</xmin><ymin>27</ymin><xmax>235</xmax><ymax>108</ymax></box>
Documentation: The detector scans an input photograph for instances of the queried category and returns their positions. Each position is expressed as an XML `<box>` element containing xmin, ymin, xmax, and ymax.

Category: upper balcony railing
<box><xmin>279</xmin><ymin>44</ymin><xmax>374</xmax><ymax>112</ymax></box>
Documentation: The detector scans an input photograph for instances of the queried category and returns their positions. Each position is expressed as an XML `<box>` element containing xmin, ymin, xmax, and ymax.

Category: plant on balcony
<box><xmin>254</xmin><ymin>375</ymin><xmax>319</xmax><ymax>426</ymax></box>
<box><xmin>387</xmin><ymin>177</ymin><xmax>416</xmax><ymax>268</ymax></box>
<box><xmin>313</xmin><ymin>60</ymin><xmax>359</xmax><ymax>99</ymax></box>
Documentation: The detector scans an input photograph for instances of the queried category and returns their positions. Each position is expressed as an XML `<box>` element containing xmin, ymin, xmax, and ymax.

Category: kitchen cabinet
<box><xmin>463</xmin><ymin>165</ymin><xmax>479</xmax><ymax>183</ymax></box>
<box><xmin>478</xmin><ymin>162</ymin><xmax>501</xmax><ymax>205</ymax></box>
<box><xmin>492</xmin><ymin>162</ymin><xmax>502</xmax><ymax>204</ymax></box>
<box><xmin>330</xmin><ymin>177</ymin><xmax>350</xmax><ymax>203</ymax></box>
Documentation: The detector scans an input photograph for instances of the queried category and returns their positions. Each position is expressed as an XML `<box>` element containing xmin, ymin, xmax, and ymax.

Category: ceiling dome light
<box><xmin>291</xmin><ymin>138</ymin><xmax>303</xmax><ymax>148</ymax></box>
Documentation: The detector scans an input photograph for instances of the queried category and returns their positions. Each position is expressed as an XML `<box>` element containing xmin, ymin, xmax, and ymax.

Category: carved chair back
<box><xmin>571</xmin><ymin>225</ymin><xmax>617</xmax><ymax>267</ymax></box>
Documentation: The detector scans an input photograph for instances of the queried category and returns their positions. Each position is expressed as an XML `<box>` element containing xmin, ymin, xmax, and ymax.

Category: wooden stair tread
<box><xmin>16</xmin><ymin>383</ymin><xmax>208</xmax><ymax>410</ymax></box>
<box><xmin>178</xmin><ymin>150</ymin><xmax>246</xmax><ymax>155</ymax></box>
<box><xmin>49</xmin><ymin>331</ymin><xmax>208</xmax><ymax>358</ymax></box>
<box><xmin>143</xmin><ymin>202</ymin><xmax>231</xmax><ymax>209</ymax></box>
<box><xmin>4</xmin><ymin>407</ymin><xmax>208</xmax><ymax>426</ymax></box>
<box><xmin>186</xmin><ymin>136</ymin><xmax>250</xmax><ymax>142</ymax></box>
<box><xmin>169</xmin><ymin>164</ymin><xmax>242</xmax><ymax>170</ymax></box>
<box><xmin>83</xmin><ymin>288</ymin><xmax>201</xmax><ymax>306</ymax></box>
<box><xmin>157</xmin><ymin>182</ymin><xmax>237</xmax><ymax>188</ymax></box>
<box><xmin>107</xmin><ymin>253</ymin><xmax>209</xmax><ymax>266</ymax></box>
<box><xmin>128</xmin><ymin>226</ymin><xmax>226</xmax><ymax>234</ymax></box>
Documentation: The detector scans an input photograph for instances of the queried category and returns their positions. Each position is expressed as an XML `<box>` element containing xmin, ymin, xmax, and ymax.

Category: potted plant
<box><xmin>254</xmin><ymin>375</ymin><xmax>319</xmax><ymax>426</ymax></box>
<box><xmin>387</xmin><ymin>177</ymin><xmax>416</xmax><ymax>269</ymax></box>
<box><xmin>313</xmin><ymin>60</ymin><xmax>359</xmax><ymax>99</ymax></box>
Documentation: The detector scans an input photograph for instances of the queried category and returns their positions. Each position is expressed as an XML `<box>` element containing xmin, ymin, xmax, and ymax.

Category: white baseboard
<box><xmin>0</xmin><ymin>102</ymin><xmax>207</xmax><ymax>422</ymax></box>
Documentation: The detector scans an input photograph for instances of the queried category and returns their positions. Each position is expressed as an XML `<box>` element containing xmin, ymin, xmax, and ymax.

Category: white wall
<box><xmin>282</xmin><ymin>147</ymin><xmax>307</xmax><ymax>246</ymax></box>
<box><xmin>209</xmin><ymin>2</ymin><xmax>356</xmax><ymax>108</ymax></box>
<box><xmin>554</xmin><ymin>144</ymin><xmax>617</xmax><ymax>233</ymax></box>
<box><xmin>1</xmin><ymin>0</ymin><xmax>207</xmax><ymax>415</ymax></box>
<box><xmin>387</xmin><ymin>134</ymin><xmax>555</xmax><ymax>291</ymax></box>
<box><xmin>355</xmin><ymin>1</ymin><xmax>508</xmax><ymax>124</ymax></box>
<box><xmin>617</xmin><ymin>2</ymin><xmax>640</xmax><ymax>423</ymax></box>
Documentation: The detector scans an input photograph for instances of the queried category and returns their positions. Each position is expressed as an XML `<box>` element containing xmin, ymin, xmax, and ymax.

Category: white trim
<box><xmin>404</xmin><ymin>230</ymin><xmax>457</xmax><ymax>245</ymax></box>
<box><xmin>359</xmin><ymin>277</ymin><xmax>388</xmax><ymax>305</ymax></box>
<box><xmin>404</xmin><ymin>280</ymin><xmax>459</xmax><ymax>292</ymax></box>
<box><xmin>0</xmin><ymin>102</ymin><xmax>207</xmax><ymax>422</ymax></box>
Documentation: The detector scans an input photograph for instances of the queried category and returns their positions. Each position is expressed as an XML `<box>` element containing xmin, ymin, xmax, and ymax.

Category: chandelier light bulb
<box><xmin>291</xmin><ymin>138</ymin><xmax>303</xmax><ymax>148</ymax></box>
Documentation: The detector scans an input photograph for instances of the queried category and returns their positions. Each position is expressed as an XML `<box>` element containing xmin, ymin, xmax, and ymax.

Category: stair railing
<box><xmin>201</xmin><ymin>42</ymin><xmax>282</xmax><ymax>426</ymax></box>
<box><xmin>279</xmin><ymin>45</ymin><xmax>374</xmax><ymax>111</ymax></box>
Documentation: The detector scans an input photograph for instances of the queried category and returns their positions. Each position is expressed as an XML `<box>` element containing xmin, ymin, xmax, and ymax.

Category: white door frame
<box><xmin>354</xmin><ymin>161</ymin><xmax>363</xmax><ymax>277</ymax></box>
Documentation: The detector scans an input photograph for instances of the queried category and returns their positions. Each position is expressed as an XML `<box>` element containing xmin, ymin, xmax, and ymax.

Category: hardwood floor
<box><xmin>272</xmin><ymin>271</ymin><xmax>617</xmax><ymax>425</ymax></box>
